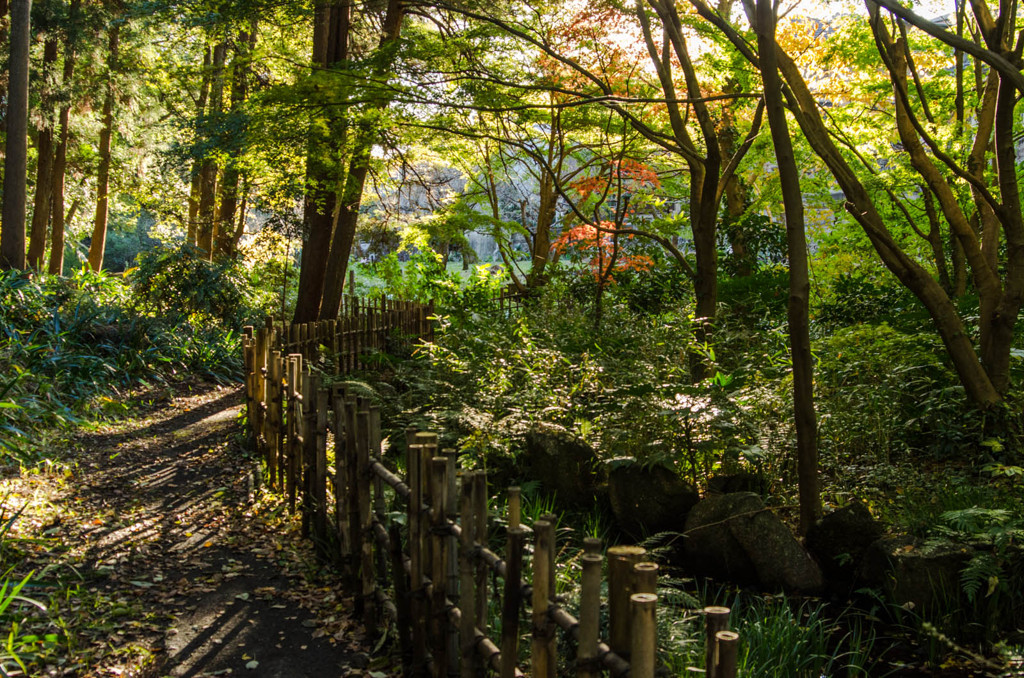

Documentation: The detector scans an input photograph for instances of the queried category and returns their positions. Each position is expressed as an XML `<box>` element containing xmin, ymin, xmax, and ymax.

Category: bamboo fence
<box><xmin>241</xmin><ymin>298</ymin><xmax>739</xmax><ymax>677</ymax></box>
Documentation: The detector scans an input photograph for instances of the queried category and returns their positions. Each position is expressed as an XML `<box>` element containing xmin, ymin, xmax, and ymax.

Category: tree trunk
<box><xmin>187</xmin><ymin>46</ymin><xmax>212</xmax><ymax>246</ymax></box>
<box><xmin>197</xmin><ymin>42</ymin><xmax>227</xmax><ymax>260</ymax></box>
<box><xmin>293</xmin><ymin>0</ymin><xmax>350</xmax><ymax>323</ymax></box>
<box><xmin>215</xmin><ymin>22</ymin><xmax>258</xmax><ymax>259</ymax></box>
<box><xmin>27</xmin><ymin>37</ymin><xmax>60</xmax><ymax>270</ymax></box>
<box><xmin>316</xmin><ymin>0</ymin><xmax>404</xmax><ymax>321</ymax></box>
<box><xmin>0</xmin><ymin>0</ymin><xmax>10</xmax><ymax>164</ymax></box>
<box><xmin>755</xmin><ymin>0</ymin><xmax>819</xmax><ymax>534</ymax></box>
<box><xmin>1</xmin><ymin>0</ymin><xmax>31</xmax><ymax>270</ymax></box>
<box><xmin>87</xmin><ymin>22</ymin><xmax>119</xmax><ymax>272</ymax></box>
<box><xmin>48</xmin><ymin>0</ymin><xmax>79</xmax><ymax>276</ymax></box>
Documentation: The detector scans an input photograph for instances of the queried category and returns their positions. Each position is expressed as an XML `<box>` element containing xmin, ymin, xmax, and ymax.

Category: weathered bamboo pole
<box><xmin>715</xmin><ymin>631</ymin><xmax>739</xmax><ymax>678</ymax></box>
<box><xmin>634</xmin><ymin>562</ymin><xmax>658</xmax><ymax>595</ymax></box>
<box><xmin>459</xmin><ymin>472</ymin><xmax>479</xmax><ymax>678</ymax></box>
<box><xmin>507</xmin><ymin>486</ymin><xmax>521</xmax><ymax>531</ymax></box>
<box><xmin>286</xmin><ymin>354</ymin><xmax>302</xmax><ymax>513</ymax></box>
<box><xmin>300</xmin><ymin>371</ymin><xmax>318</xmax><ymax>538</ymax></box>
<box><xmin>389</xmin><ymin>521</ymin><xmax>412</xmax><ymax>673</ymax></box>
<box><xmin>357</xmin><ymin>407</ymin><xmax>376</xmax><ymax>630</ymax></box>
<box><xmin>473</xmin><ymin>471</ymin><xmax>489</xmax><ymax>638</ymax></box>
<box><xmin>500</xmin><ymin>526</ymin><xmax>525</xmax><ymax>678</ymax></box>
<box><xmin>531</xmin><ymin>519</ymin><xmax>555</xmax><ymax>678</ymax></box>
<box><xmin>267</xmin><ymin>350</ymin><xmax>282</xmax><ymax>489</ymax></box>
<box><xmin>332</xmin><ymin>387</ymin><xmax>350</xmax><ymax>567</ymax></box>
<box><xmin>630</xmin><ymin>593</ymin><xmax>658</xmax><ymax>678</ymax></box>
<box><xmin>430</xmin><ymin>457</ymin><xmax>449</xmax><ymax>678</ymax></box>
<box><xmin>577</xmin><ymin>552</ymin><xmax>602</xmax><ymax>678</ymax></box>
<box><xmin>345</xmin><ymin>396</ymin><xmax>361</xmax><ymax>588</ymax></box>
<box><xmin>408</xmin><ymin>443</ymin><xmax>427</xmax><ymax>677</ymax></box>
<box><xmin>583</xmin><ymin>537</ymin><xmax>601</xmax><ymax>556</ymax></box>
<box><xmin>704</xmin><ymin>606</ymin><xmax>731</xmax><ymax>678</ymax></box>
<box><xmin>313</xmin><ymin>384</ymin><xmax>329</xmax><ymax>555</ymax></box>
<box><xmin>607</xmin><ymin>545</ymin><xmax>646</xmax><ymax>656</ymax></box>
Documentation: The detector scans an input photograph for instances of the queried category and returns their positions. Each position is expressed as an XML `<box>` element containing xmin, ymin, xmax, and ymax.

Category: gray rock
<box><xmin>806</xmin><ymin>502</ymin><xmax>883</xmax><ymax>592</ymax></box>
<box><xmin>608</xmin><ymin>463</ymin><xmax>699</xmax><ymax>538</ymax></box>
<box><xmin>684</xmin><ymin>492</ymin><xmax>824</xmax><ymax>593</ymax></box>
<box><xmin>858</xmin><ymin>536</ymin><xmax>972</xmax><ymax>615</ymax></box>
<box><xmin>522</xmin><ymin>423</ymin><xmax>601</xmax><ymax>505</ymax></box>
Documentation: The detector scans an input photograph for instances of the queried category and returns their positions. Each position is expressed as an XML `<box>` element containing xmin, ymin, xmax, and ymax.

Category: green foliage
<box><xmin>369</xmin><ymin>251</ymin><xmax>506</xmax><ymax>313</ymax></box>
<box><xmin>0</xmin><ymin>264</ymin><xmax>251</xmax><ymax>463</ymax></box>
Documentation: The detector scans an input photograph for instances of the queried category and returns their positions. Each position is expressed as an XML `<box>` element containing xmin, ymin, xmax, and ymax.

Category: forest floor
<box><xmin>1</xmin><ymin>381</ymin><xmax>394</xmax><ymax>678</ymax></box>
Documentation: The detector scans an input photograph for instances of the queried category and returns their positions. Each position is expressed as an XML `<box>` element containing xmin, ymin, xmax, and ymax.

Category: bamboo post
<box><xmin>345</xmin><ymin>396</ymin><xmax>361</xmax><ymax>587</ymax></box>
<box><xmin>286</xmin><ymin>354</ymin><xmax>302</xmax><ymax>513</ymax></box>
<box><xmin>577</xmin><ymin>553</ymin><xmax>602</xmax><ymax>678</ymax></box>
<box><xmin>630</xmin><ymin>593</ymin><xmax>658</xmax><ymax>678</ymax></box>
<box><xmin>704</xmin><ymin>606</ymin><xmax>731</xmax><ymax>678</ymax></box>
<box><xmin>531</xmin><ymin>519</ymin><xmax>555</xmax><ymax>678</ymax></box>
<box><xmin>370</xmin><ymin>407</ymin><xmax>388</xmax><ymax>582</ymax></box>
<box><xmin>442</xmin><ymin>448</ymin><xmax>459</xmax><ymax>678</ymax></box>
<box><xmin>472</xmin><ymin>470</ymin><xmax>488</xmax><ymax>634</ymax></box>
<box><xmin>634</xmin><ymin>562</ymin><xmax>658</xmax><ymax>595</ymax></box>
<box><xmin>583</xmin><ymin>537</ymin><xmax>601</xmax><ymax>556</ymax></box>
<box><xmin>358</xmin><ymin>407</ymin><xmax>377</xmax><ymax>633</ymax></box>
<box><xmin>507</xmin><ymin>486</ymin><xmax>521</xmax><ymax>531</ymax></box>
<box><xmin>607</xmin><ymin>545</ymin><xmax>646</xmax><ymax>656</ymax></box>
<box><xmin>253</xmin><ymin>327</ymin><xmax>267</xmax><ymax>460</ymax></box>
<box><xmin>430</xmin><ymin>457</ymin><xmax>449</xmax><ymax>678</ymax></box>
<box><xmin>715</xmin><ymin>631</ymin><xmax>739</xmax><ymax>678</ymax></box>
<box><xmin>267</xmin><ymin>351</ymin><xmax>282</xmax><ymax>489</ymax></box>
<box><xmin>300</xmin><ymin>371</ymin><xmax>317</xmax><ymax>539</ymax></box>
<box><xmin>313</xmin><ymin>384</ymin><xmax>328</xmax><ymax>555</ymax></box>
<box><xmin>500</xmin><ymin>526</ymin><xmax>525</xmax><ymax>678</ymax></box>
<box><xmin>390</xmin><ymin>521</ymin><xmax>412</xmax><ymax>673</ymax></box>
<box><xmin>408</xmin><ymin>443</ymin><xmax>427</xmax><ymax>677</ymax></box>
<box><xmin>327</xmin><ymin>319</ymin><xmax>338</xmax><ymax>374</ymax></box>
<box><xmin>459</xmin><ymin>472</ymin><xmax>479</xmax><ymax>678</ymax></box>
<box><xmin>242</xmin><ymin>327</ymin><xmax>255</xmax><ymax>449</ymax></box>
<box><xmin>332</xmin><ymin>387</ymin><xmax>350</xmax><ymax>566</ymax></box>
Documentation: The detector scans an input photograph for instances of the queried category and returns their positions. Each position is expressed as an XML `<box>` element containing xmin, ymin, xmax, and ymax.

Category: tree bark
<box><xmin>48</xmin><ymin>0</ymin><xmax>80</xmax><ymax>276</ymax></box>
<box><xmin>755</xmin><ymin>0</ymin><xmax>819</xmax><ymax>534</ymax></box>
<box><xmin>1</xmin><ymin>0</ymin><xmax>31</xmax><ymax>270</ymax></box>
<box><xmin>187</xmin><ymin>46</ymin><xmax>212</xmax><ymax>247</ymax></box>
<box><xmin>87</xmin><ymin>22</ymin><xmax>120</xmax><ymax>272</ymax></box>
<box><xmin>215</xmin><ymin>22</ymin><xmax>258</xmax><ymax>259</ymax></box>
<box><xmin>27</xmin><ymin>37</ymin><xmax>60</xmax><ymax>270</ymax></box>
<box><xmin>316</xmin><ymin>0</ymin><xmax>404</xmax><ymax>321</ymax></box>
<box><xmin>293</xmin><ymin>0</ymin><xmax>350</xmax><ymax>323</ymax></box>
<box><xmin>197</xmin><ymin>42</ymin><xmax>227</xmax><ymax>260</ymax></box>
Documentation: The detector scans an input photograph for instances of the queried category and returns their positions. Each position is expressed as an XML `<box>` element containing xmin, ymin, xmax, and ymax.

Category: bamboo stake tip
<box><xmin>634</xmin><ymin>562</ymin><xmax>659</xmax><ymax>573</ymax></box>
<box><xmin>704</xmin><ymin>606</ymin><xmax>731</xmax><ymax>615</ymax></box>
<box><xmin>581</xmin><ymin>553</ymin><xmax>603</xmax><ymax>564</ymax></box>
<box><xmin>715</xmin><ymin>631</ymin><xmax>740</xmax><ymax>642</ymax></box>
<box><xmin>630</xmin><ymin>593</ymin><xmax>658</xmax><ymax>604</ymax></box>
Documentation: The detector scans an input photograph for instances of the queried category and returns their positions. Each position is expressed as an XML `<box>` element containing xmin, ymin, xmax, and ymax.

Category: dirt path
<box><xmin>4</xmin><ymin>382</ymin><xmax>387</xmax><ymax>678</ymax></box>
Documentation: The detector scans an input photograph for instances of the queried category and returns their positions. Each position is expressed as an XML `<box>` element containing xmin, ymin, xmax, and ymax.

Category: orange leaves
<box><xmin>553</xmin><ymin>222</ymin><xmax>655</xmax><ymax>282</ymax></box>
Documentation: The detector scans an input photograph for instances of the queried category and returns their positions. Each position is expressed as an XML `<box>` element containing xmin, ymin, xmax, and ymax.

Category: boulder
<box><xmin>522</xmin><ymin>423</ymin><xmax>601</xmax><ymax>506</ymax></box>
<box><xmin>684</xmin><ymin>492</ymin><xmax>823</xmax><ymax>593</ymax></box>
<box><xmin>806</xmin><ymin>502</ymin><xmax>883</xmax><ymax>593</ymax></box>
<box><xmin>858</xmin><ymin>536</ymin><xmax>972</xmax><ymax>615</ymax></box>
<box><xmin>707</xmin><ymin>471</ymin><xmax>766</xmax><ymax>496</ymax></box>
<box><xmin>608</xmin><ymin>463</ymin><xmax>699</xmax><ymax>538</ymax></box>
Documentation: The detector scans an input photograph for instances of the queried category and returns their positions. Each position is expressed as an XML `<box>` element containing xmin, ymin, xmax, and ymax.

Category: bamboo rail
<box><xmin>241</xmin><ymin>299</ymin><xmax>740</xmax><ymax>678</ymax></box>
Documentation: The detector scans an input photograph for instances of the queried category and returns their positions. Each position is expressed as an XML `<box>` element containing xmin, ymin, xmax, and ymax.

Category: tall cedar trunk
<box><xmin>755</xmin><ymin>0</ymin><xmax>819</xmax><ymax>534</ymax></box>
<box><xmin>293</xmin><ymin>0</ymin><xmax>349</xmax><ymax>323</ymax></box>
<box><xmin>0</xmin><ymin>0</ymin><xmax>10</xmax><ymax>163</ymax></box>
<box><xmin>187</xmin><ymin>46</ymin><xmax>212</xmax><ymax>246</ymax></box>
<box><xmin>215</xmin><ymin>22</ymin><xmax>258</xmax><ymax>259</ymax></box>
<box><xmin>1</xmin><ymin>0</ymin><xmax>32</xmax><ymax>270</ymax></box>
<box><xmin>87</xmin><ymin>23</ymin><xmax>119</xmax><ymax>272</ymax></box>
<box><xmin>317</xmin><ymin>0</ymin><xmax>404</xmax><ymax>321</ymax></box>
<box><xmin>48</xmin><ymin>0</ymin><xmax>79</xmax><ymax>276</ymax></box>
<box><xmin>197</xmin><ymin>42</ymin><xmax>227</xmax><ymax>260</ymax></box>
<box><xmin>27</xmin><ymin>37</ymin><xmax>60</xmax><ymax>269</ymax></box>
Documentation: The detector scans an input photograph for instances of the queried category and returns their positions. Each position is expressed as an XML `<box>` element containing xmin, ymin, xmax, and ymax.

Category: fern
<box><xmin>960</xmin><ymin>553</ymin><xmax>1001</xmax><ymax>604</ymax></box>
